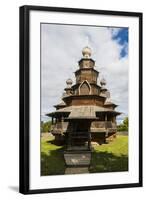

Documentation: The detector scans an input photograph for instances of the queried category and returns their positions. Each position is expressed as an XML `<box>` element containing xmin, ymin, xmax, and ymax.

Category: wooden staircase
<box><xmin>67</xmin><ymin>132</ymin><xmax>91</xmax><ymax>151</ymax></box>
<box><xmin>64</xmin><ymin>132</ymin><xmax>92</xmax><ymax>167</ymax></box>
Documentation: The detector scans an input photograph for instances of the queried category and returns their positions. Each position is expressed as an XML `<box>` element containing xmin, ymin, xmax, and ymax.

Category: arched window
<box><xmin>79</xmin><ymin>80</ymin><xmax>91</xmax><ymax>95</ymax></box>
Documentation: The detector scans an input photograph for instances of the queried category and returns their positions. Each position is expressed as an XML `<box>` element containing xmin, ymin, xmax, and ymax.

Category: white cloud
<box><xmin>41</xmin><ymin>24</ymin><xmax>128</xmax><ymax>121</ymax></box>
<box><xmin>110</xmin><ymin>27</ymin><xmax>123</xmax><ymax>37</ymax></box>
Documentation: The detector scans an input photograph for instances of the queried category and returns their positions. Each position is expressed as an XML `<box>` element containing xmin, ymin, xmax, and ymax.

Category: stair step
<box><xmin>67</xmin><ymin>146</ymin><xmax>90</xmax><ymax>151</ymax></box>
<box><xmin>71</xmin><ymin>136</ymin><xmax>89</xmax><ymax>139</ymax></box>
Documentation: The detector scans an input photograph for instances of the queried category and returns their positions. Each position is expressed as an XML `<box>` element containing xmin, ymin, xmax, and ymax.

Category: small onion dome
<box><xmin>100</xmin><ymin>78</ymin><xmax>106</xmax><ymax>86</ymax></box>
<box><xmin>82</xmin><ymin>46</ymin><xmax>91</xmax><ymax>58</ymax></box>
<box><xmin>66</xmin><ymin>78</ymin><xmax>73</xmax><ymax>88</ymax></box>
<box><xmin>66</xmin><ymin>78</ymin><xmax>73</xmax><ymax>85</ymax></box>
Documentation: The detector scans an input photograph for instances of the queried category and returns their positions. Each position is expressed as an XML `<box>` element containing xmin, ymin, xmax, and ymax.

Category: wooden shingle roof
<box><xmin>47</xmin><ymin>105</ymin><xmax>121</xmax><ymax>118</ymax></box>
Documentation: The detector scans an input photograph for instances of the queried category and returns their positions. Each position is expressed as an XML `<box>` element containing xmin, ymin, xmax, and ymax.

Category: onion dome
<box><xmin>82</xmin><ymin>46</ymin><xmax>92</xmax><ymax>58</ymax></box>
<box><xmin>66</xmin><ymin>78</ymin><xmax>73</xmax><ymax>85</ymax></box>
<box><xmin>66</xmin><ymin>78</ymin><xmax>73</xmax><ymax>90</ymax></box>
<box><xmin>100</xmin><ymin>78</ymin><xmax>106</xmax><ymax>86</ymax></box>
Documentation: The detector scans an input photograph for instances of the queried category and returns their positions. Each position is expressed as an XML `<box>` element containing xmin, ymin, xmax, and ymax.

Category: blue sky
<box><xmin>112</xmin><ymin>28</ymin><xmax>128</xmax><ymax>58</ymax></box>
<box><xmin>41</xmin><ymin>25</ymin><xmax>129</xmax><ymax>124</ymax></box>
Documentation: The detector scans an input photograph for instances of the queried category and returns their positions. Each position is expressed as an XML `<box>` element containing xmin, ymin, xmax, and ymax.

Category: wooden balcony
<box><xmin>51</xmin><ymin>121</ymin><xmax>117</xmax><ymax>134</ymax></box>
<box><xmin>90</xmin><ymin>121</ymin><xmax>116</xmax><ymax>132</ymax></box>
<box><xmin>51</xmin><ymin>122</ymin><xmax>69</xmax><ymax>130</ymax></box>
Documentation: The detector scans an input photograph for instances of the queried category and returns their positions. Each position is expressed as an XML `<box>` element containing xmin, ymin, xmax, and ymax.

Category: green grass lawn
<box><xmin>41</xmin><ymin>135</ymin><xmax>128</xmax><ymax>176</ymax></box>
<box><xmin>89</xmin><ymin>135</ymin><xmax>128</xmax><ymax>173</ymax></box>
<box><xmin>41</xmin><ymin>135</ymin><xmax>66</xmax><ymax>175</ymax></box>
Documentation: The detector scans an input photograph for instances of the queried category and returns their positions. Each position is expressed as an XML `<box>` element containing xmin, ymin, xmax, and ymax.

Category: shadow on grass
<box><xmin>41</xmin><ymin>138</ymin><xmax>128</xmax><ymax>175</ymax></box>
<box><xmin>47</xmin><ymin>139</ymin><xmax>64</xmax><ymax>146</ymax></box>
<box><xmin>41</xmin><ymin>146</ymin><xmax>66</xmax><ymax>176</ymax></box>
<box><xmin>89</xmin><ymin>151</ymin><xmax>128</xmax><ymax>173</ymax></box>
<box><xmin>41</xmin><ymin>149</ymin><xmax>128</xmax><ymax>176</ymax></box>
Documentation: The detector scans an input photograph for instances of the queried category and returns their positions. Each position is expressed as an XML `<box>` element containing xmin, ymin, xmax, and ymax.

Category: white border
<box><xmin>29</xmin><ymin>10</ymin><xmax>139</xmax><ymax>190</ymax></box>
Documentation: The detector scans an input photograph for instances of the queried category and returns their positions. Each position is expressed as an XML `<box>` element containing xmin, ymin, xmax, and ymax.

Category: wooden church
<box><xmin>47</xmin><ymin>47</ymin><xmax>120</xmax><ymax>151</ymax></box>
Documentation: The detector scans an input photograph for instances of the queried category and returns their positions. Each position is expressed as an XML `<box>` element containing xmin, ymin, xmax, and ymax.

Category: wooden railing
<box><xmin>51</xmin><ymin>122</ymin><xmax>69</xmax><ymax>130</ymax></box>
<box><xmin>51</xmin><ymin>121</ymin><xmax>116</xmax><ymax>132</ymax></box>
<box><xmin>91</xmin><ymin>121</ymin><xmax>116</xmax><ymax>128</ymax></box>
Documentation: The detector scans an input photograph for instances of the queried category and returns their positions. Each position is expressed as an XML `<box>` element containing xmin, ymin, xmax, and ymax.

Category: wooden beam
<box><xmin>61</xmin><ymin>116</ymin><xmax>64</xmax><ymax>135</ymax></box>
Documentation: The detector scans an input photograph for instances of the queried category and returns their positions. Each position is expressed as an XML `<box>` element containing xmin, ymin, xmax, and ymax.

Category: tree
<box><xmin>117</xmin><ymin>117</ymin><xmax>128</xmax><ymax>131</ymax></box>
<box><xmin>123</xmin><ymin>117</ymin><xmax>128</xmax><ymax>128</ymax></box>
<box><xmin>41</xmin><ymin>121</ymin><xmax>52</xmax><ymax>133</ymax></box>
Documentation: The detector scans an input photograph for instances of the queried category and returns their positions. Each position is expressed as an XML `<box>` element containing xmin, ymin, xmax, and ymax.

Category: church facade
<box><xmin>47</xmin><ymin>47</ymin><xmax>120</xmax><ymax>149</ymax></box>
